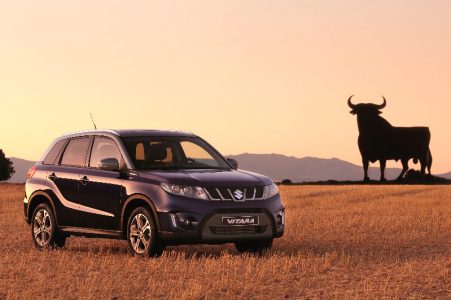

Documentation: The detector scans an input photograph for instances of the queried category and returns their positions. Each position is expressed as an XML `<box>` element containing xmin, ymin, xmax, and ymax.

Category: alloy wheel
<box><xmin>33</xmin><ymin>209</ymin><xmax>52</xmax><ymax>247</ymax></box>
<box><xmin>129</xmin><ymin>213</ymin><xmax>152</xmax><ymax>254</ymax></box>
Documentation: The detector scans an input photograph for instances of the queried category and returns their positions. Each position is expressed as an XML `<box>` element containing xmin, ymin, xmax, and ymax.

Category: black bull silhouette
<box><xmin>348</xmin><ymin>96</ymin><xmax>432</xmax><ymax>182</ymax></box>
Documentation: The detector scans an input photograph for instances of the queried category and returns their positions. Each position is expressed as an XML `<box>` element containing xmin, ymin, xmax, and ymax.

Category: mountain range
<box><xmin>6</xmin><ymin>155</ymin><xmax>451</xmax><ymax>183</ymax></box>
<box><xmin>228</xmin><ymin>154</ymin><xmax>401</xmax><ymax>182</ymax></box>
<box><xmin>7</xmin><ymin>158</ymin><xmax>36</xmax><ymax>183</ymax></box>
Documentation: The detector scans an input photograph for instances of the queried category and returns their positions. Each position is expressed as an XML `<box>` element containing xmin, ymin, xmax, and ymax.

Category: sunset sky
<box><xmin>1</xmin><ymin>1</ymin><xmax>450</xmax><ymax>173</ymax></box>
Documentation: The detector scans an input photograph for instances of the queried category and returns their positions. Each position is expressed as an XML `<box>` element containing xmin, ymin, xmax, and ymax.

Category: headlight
<box><xmin>160</xmin><ymin>183</ymin><xmax>209</xmax><ymax>200</ymax></box>
<box><xmin>264</xmin><ymin>183</ymin><xmax>279</xmax><ymax>199</ymax></box>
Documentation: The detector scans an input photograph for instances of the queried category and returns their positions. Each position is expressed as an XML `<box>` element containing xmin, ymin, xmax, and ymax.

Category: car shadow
<box><xmin>57</xmin><ymin>234</ymin><xmax>450</xmax><ymax>262</ymax></box>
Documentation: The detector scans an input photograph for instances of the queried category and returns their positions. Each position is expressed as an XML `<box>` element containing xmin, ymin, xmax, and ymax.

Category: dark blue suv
<box><xmin>24</xmin><ymin>130</ymin><xmax>285</xmax><ymax>256</ymax></box>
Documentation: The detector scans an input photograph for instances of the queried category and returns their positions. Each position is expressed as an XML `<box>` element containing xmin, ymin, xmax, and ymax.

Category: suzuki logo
<box><xmin>233</xmin><ymin>189</ymin><xmax>244</xmax><ymax>200</ymax></box>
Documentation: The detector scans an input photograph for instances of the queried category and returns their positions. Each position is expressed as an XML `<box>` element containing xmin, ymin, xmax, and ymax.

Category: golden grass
<box><xmin>0</xmin><ymin>184</ymin><xmax>450</xmax><ymax>299</ymax></box>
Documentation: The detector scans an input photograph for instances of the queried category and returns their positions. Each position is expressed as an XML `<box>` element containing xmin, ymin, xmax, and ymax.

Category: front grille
<box><xmin>210</xmin><ymin>226</ymin><xmax>267</xmax><ymax>235</ymax></box>
<box><xmin>204</xmin><ymin>187</ymin><xmax>265</xmax><ymax>201</ymax></box>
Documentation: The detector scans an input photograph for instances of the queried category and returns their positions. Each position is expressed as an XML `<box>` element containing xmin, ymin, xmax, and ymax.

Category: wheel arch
<box><xmin>28</xmin><ymin>191</ymin><xmax>58</xmax><ymax>225</ymax></box>
<box><xmin>121</xmin><ymin>194</ymin><xmax>160</xmax><ymax>239</ymax></box>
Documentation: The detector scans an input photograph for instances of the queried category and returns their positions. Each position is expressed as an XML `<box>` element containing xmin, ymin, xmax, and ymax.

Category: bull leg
<box><xmin>420</xmin><ymin>159</ymin><xmax>427</xmax><ymax>180</ymax></box>
<box><xmin>379</xmin><ymin>159</ymin><xmax>386</xmax><ymax>182</ymax></box>
<box><xmin>427</xmin><ymin>149</ymin><xmax>433</xmax><ymax>175</ymax></box>
<box><xmin>363</xmin><ymin>160</ymin><xmax>370</xmax><ymax>182</ymax></box>
<box><xmin>397</xmin><ymin>159</ymin><xmax>409</xmax><ymax>181</ymax></box>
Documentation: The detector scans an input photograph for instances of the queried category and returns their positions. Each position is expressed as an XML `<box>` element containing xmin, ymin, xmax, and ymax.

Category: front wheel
<box><xmin>126</xmin><ymin>207</ymin><xmax>165</xmax><ymax>257</ymax></box>
<box><xmin>31</xmin><ymin>203</ymin><xmax>66</xmax><ymax>250</ymax></box>
<box><xmin>235</xmin><ymin>239</ymin><xmax>273</xmax><ymax>255</ymax></box>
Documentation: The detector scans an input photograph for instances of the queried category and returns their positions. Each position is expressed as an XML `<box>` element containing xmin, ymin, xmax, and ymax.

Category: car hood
<box><xmin>136</xmin><ymin>169</ymin><xmax>272</xmax><ymax>187</ymax></box>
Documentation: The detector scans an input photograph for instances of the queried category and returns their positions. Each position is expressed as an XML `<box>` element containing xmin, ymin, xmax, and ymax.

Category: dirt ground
<box><xmin>0</xmin><ymin>184</ymin><xmax>450</xmax><ymax>299</ymax></box>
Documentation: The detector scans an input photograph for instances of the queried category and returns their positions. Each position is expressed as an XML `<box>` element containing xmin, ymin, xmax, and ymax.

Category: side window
<box><xmin>43</xmin><ymin>139</ymin><xmax>67</xmax><ymax>165</ymax></box>
<box><xmin>89</xmin><ymin>137</ymin><xmax>124</xmax><ymax>169</ymax></box>
<box><xmin>60</xmin><ymin>137</ymin><xmax>91</xmax><ymax>167</ymax></box>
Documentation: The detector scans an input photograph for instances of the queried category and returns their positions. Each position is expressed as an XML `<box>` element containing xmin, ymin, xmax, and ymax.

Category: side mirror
<box><xmin>227</xmin><ymin>158</ymin><xmax>238</xmax><ymax>170</ymax></box>
<box><xmin>99</xmin><ymin>158</ymin><xmax>120</xmax><ymax>171</ymax></box>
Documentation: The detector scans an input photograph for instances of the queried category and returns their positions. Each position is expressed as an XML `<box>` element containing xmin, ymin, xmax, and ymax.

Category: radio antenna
<box><xmin>90</xmin><ymin>113</ymin><xmax>97</xmax><ymax>130</ymax></box>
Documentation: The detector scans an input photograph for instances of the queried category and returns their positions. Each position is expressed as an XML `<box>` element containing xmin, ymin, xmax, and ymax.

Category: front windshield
<box><xmin>122</xmin><ymin>136</ymin><xmax>230</xmax><ymax>170</ymax></box>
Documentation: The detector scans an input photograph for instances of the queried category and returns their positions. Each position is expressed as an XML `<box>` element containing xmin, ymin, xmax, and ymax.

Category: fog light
<box><xmin>170</xmin><ymin>213</ymin><xmax>178</xmax><ymax>228</ymax></box>
<box><xmin>276</xmin><ymin>211</ymin><xmax>285</xmax><ymax>226</ymax></box>
<box><xmin>184</xmin><ymin>218</ymin><xmax>192</xmax><ymax>227</ymax></box>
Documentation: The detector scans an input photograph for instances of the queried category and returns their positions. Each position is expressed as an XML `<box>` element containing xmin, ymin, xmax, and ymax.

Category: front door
<box><xmin>78</xmin><ymin>136</ymin><xmax>125</xmax><ymax>230</ymax></box>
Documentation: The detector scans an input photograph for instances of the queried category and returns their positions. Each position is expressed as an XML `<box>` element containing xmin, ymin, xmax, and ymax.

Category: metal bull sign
<box><xmin>348</xmin><ymin>95</ymin><xmax>433</xmax><ymax>182</ymax></box>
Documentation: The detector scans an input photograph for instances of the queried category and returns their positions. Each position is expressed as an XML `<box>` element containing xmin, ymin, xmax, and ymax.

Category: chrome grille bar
<box><xmin>203</xmin><ymin>187</ymin><xmax>264</xmax><ymax>201</ymax></box>
<box><xmin>216</xmin><ymin>188</ymin><xmax>231</xmax><ymax>201</ymax></box>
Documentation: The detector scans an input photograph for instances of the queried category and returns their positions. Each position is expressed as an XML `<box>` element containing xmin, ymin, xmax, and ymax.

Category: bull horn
<box><xmin>377</xmin><ymin>96</ymin><xmax>387</xmax><ymax>109</ymax></box>
<box><xmin>347</xmin><ymin>95</ymin><xmax>356</xmax><ymax>109</ymax></box>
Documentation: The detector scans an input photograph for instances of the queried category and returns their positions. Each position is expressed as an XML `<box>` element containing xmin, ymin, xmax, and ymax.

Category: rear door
<box><xmin>49</xmin><ymin>136</ymin><xmax>91</xmax><ymax>227</ymax></box>
<box><xmin>77</xmin><ymin>136</ymin><xmax>125</xmax><ymax>230</ymax></box>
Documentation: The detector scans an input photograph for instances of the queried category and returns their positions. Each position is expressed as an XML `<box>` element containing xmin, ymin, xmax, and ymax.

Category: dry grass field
<box><xmin>0</xmin><ymin>184</ymin><xmax>450</xmax><ymax>299</ymax></box>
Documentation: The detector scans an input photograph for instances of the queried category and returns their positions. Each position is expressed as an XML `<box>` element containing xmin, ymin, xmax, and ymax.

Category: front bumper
<box><xmin>156</xmin><ymin>195</ymin><xmax>285</xmax><ymax>245</ymax></box>
<box><xmin>23</xmin><ymin>197</ymin><xmax>30</xmax><ymax>223</ymax></box>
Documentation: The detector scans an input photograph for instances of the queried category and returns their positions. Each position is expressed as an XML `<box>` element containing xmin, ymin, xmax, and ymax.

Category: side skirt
<box><xmin>59</xmin><ymin>226</ymin><xmax>122</xmax><ymax>239</ymax></box>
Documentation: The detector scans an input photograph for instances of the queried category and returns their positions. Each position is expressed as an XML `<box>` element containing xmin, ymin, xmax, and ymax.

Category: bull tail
<box><xmin>427</xmin><ymin>148</ymin><xmax>433</xmax><ymax>175</ymax></box>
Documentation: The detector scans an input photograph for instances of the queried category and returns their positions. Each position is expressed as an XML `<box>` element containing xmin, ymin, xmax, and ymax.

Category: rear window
<box><xmin>60</xmin><ymin>137</ymin><xmax>91</xmax><ymax>167</ymax></box>
<box><xmin>43</xmin><ymin>139</ymin><xmax>67</xmax><ymax>165</ymax></box>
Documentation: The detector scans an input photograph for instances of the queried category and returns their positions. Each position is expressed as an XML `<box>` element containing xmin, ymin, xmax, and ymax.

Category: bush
<box><xmin>0</xmin><ymin>150</ymin><xmax>15</xmax><ymax>182</ymax></box>
<box><xmin>281</xmin><ymin>179</ymin><xmax>293</xmax><ymax>185</ymax></box>
<box><xmin>404</xmin><ymin>169</ymin><xmax>449</xmax><ymax>184</ymax></box>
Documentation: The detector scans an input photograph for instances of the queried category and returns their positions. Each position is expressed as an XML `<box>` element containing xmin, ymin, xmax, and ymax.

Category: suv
<box><xmin>24</xmin><ymin>130</ymin><xmax>285</xmax><ymax>256</ymax></box>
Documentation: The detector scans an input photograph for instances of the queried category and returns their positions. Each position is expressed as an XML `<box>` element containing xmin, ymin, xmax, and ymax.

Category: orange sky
<box><xmin>0</xmin><ymin>1</ymin><xmax>450</xmax><ymax>173</ymax></box>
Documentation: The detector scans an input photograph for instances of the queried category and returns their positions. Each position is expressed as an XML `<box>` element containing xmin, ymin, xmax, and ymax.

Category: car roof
<box><xmin>60</xmin><ymin>129</ymin><xmax>197</xmax><ymax>139</ymax></box>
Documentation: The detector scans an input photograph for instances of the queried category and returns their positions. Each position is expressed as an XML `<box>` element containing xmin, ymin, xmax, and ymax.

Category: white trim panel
<box><xmin>51</xmin><ymin>183</ymin><xmax>114</xmax><ymax>217</ymax></box>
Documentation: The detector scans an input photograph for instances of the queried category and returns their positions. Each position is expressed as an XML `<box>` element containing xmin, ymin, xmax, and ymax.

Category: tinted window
<box><xmin>60</xmin><ymin>137</ymin><xmax>90</xmax><ymax>167</ymax></box>
<box><xmin>180</xmin><ymin>141</ymin><xmax>221</xmax><ymax>168</ymax></box>
<box><xmin>122</xmin><ymin>136</ymin><xmax>229</xmax><ymax>170</ymax></box>
<box><xmin>43</xmin><ymin>139</ymin><xmax>67</xmax><ymax>165</ymax></box>
<box><xmin>89</xmin><ymin>137</ymin><xmax>124</xmax><ymax>169</ymax></box>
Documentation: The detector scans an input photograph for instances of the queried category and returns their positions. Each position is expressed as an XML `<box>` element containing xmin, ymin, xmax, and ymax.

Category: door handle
<box><xmin>80</xmin><ymin>175</ymin><xmax>89</xmax><ymax>185</ymax></box>
<box><xmin>48</xmin><ymin>173</ymin><xmax>57</xmax><ymax>181</ymax></box>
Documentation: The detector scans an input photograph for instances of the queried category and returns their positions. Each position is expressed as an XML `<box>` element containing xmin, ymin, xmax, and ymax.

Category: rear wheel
<box><xmin>126</xmin><ymin>207</ymin><xmax>165</xmax><ymax>257</ymax></box>
<box><xmin>31</xmin><ymin>203</ymin><xmax>66</xmax><ymax>250</ymax></box>
<box><xmin>53</xmin><ymin>234</ymin><xmax>67</xmax><ymax>248</ymax></box>
<box><xmin>235</xmin><ymin>239</ymin><xmax>273</xmax><ymax>255</ymax></box>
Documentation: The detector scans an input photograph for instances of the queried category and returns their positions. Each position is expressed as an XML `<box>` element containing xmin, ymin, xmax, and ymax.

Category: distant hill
<box><xmin>7</xmin><ymin>158</ymin><xmax>36</xmax><ymax>183</ymax></box>
<box><xmin>5</xmin><ymin>154</ymin><xmax>450</xmax><ymax>183</ymax></box>
<box><xmin>228</xmin><ymin>153</ymin><xmax>449</xmax><ymax>182</ymax></box>
<box><xmin>439</xmin><ymin>171</ymin><xmax>451</xmax><ymax>179</ymax></box>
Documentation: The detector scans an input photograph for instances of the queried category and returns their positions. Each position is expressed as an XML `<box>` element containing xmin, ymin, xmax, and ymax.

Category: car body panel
<box><xmin>77</xmin><ymin>168</ymin><xmax>124</xmax><ymax>229</ymax></box>
<box><xmin>137</xmin><ymin>169</ymin><xmax>272</xmax><ymax>187</ymax></box>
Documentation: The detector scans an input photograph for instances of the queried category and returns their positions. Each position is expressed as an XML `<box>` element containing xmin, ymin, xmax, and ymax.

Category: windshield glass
<box><xmin>122</xmin><ymin>136</ymin><xmax>230</xmax><ymax>170</ymax></box>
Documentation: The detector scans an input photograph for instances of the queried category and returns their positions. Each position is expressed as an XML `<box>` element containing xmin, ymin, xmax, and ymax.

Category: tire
<box><xmin>235</xmin><ymin>239</ymin><xmax>273</xmax><ymax>255</ymax></box>
<box><xmin>31</xmin><ymin>203</ymin><xmax>66</xmax><ymax>250</ymax></box>
<box><xmin>126</xmin><ymin>207</ymin><xmax>165</xmax><ymax>257</ymax></box>
<box><xmin>53</xmin><ymin>234</ymin><xmax>67</xmax><ymax>248</ymax></box>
